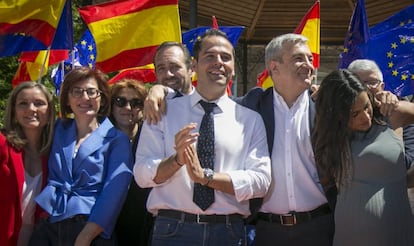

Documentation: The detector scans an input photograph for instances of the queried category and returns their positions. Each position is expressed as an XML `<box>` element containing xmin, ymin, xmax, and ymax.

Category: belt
<box><xmin>257</xmin><ymin>204</ymin><xmax>331</xmax><ymax>226</ymax></box>
<box><xmin>158</xmin><ymin>209</ymin><xmax>243</xmax><ymax>224</ymax></box>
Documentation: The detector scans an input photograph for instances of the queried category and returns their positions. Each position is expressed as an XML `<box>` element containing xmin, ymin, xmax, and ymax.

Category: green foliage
<box><xmin>0</xmin><ymin>56</ymin><xmax>17</xmax><ymax>128</ymax></box>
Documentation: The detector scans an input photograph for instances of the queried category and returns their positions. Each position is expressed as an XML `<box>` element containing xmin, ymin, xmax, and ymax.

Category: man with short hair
<box><xmin>144</xmin><ymin>33</ymin><xmax>336</xmax><ymax>246</ymax></box>
<box><xmin>134</xmin><ymin>29</ymin><xmax>271</xmax><ymax>245</ymax></box>
<box><xmin>239</xmin><ymin>33</ymin><xmax>335</xmax><ymax>246</ymax></box>
<box><xmin>153</xmin><ymin>41</ymin><xmax>193</xmax><ymax>95</ymax></box>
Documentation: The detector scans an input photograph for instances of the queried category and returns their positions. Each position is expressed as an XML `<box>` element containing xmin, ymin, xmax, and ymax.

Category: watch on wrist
<box><xmin>203</xmin><ymin>168</ymin><xmax>214</xmax><ymax>185</ymax></box>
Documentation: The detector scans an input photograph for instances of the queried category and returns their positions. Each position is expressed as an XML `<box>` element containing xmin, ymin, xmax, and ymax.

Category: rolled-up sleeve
<box><xmin>227</xmin><ymin>114</ymin><xmax>271</xmax><ymax>202</ymax></box>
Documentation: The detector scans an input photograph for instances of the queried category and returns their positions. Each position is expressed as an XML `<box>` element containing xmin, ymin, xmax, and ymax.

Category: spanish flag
<box><xmin>256</xmin><ymin>69</ymin><xmax>273</xmax><ymax>90</ymax></box>
<box><xmin>0</xmin><ymin>0</ymin><xmax>66</xmax><ymax>57</ymax></box>
<box><xmin>294</xmin><ymin>0</ymin><xmax>320</xmax><ymax>68</ymax></box>
<box><xmin>79</xmin><ymin>0</ymin><xmax>181</xmax><ymax>73</ymax></box>
<box><xmin>12</xmin><ymin>49</ymin><xmax>68</xmax><ymax>87</ymax></box>
<box><xmin>108</xmin><ymin>64</ymin><xmax>156</xmax><ymax>84</ymax></box>
<box><xmin>257</xmin><ymin>1</ymin><xmax>320</xmax><ymax>88</ymax></box>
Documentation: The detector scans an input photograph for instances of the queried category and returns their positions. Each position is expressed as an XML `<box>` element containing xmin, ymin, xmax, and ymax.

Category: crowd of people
<box><xmin>2</xmin><ymin>28</ymin><xmax>414</xmax><ymax>246</ymax></box>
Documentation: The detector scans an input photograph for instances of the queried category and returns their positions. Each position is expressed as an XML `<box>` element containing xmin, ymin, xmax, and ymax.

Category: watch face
<box><xmin>204</xmin><ymin>168</ymin><xmax>214</xmax><ymax>179</ymax></box>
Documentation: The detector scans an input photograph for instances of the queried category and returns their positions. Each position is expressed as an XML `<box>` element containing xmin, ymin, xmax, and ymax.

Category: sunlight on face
<box><xmin>348</xmin><ymin>91</ymin><xmax>373</xmax><ymax>132</ymax></box>
<box><xmin>15</xmin><ymin>87</ymin><xmax>50</xmax><ymax>131</ymax></box>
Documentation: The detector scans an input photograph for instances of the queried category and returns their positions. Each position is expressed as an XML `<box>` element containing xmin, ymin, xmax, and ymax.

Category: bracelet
<box><xmin>174</xmin><ymin>154</ymin><xmax>185</xmax><ymax>167</ymax></box>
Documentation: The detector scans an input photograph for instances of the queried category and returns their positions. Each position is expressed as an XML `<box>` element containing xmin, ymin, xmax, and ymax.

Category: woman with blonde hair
<box><xmin>0</xmin><ymin>81</ymin><xmax>55</xmax><ymax>246</ymax></box>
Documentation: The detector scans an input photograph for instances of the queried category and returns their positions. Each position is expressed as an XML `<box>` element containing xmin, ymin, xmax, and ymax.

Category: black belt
<box><xmin>158</xmin><ymin>209</ymin><xmax>243</xmax><ymax>224</ymax></box>
<box><xmin>257</xmin><ymin>204</ymin><xmax>331</xmax><ymax>226</ymax></box>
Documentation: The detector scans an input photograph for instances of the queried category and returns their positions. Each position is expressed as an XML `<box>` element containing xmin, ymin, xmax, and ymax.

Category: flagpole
<box><xmin>38</xmin><ymin>46</ymin><xmax>51</xmax><ymax>83</ymax></box>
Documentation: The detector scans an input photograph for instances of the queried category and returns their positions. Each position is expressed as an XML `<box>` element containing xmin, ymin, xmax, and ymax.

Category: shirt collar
<box><xmin>273</xmin><ymin>89</ymin><xmax>309</xmax><ymax>112</ymax></box>
<box><xmin>190</xmin><ymin>90</ymin><xmax>229</xmax><ymax>114</ymax></box>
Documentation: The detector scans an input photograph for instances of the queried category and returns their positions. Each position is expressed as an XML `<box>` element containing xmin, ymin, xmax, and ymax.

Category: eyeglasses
<box><xmin>364</xmin><ymin>80</ymin><xmax>382</xmax><ymax>89</ymax></box>
<box><xmin>113</xmin><ymin>96</ymin><xmax>144</xmax><ymax>109</ymax></box>
<box><xmin>70</xmin><ymin>87</ymin><xmax>102</xmax><ymax>99</ymax></box>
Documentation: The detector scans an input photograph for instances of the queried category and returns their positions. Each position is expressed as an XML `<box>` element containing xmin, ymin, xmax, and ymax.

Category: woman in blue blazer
<box><xmin>30</xmin><ymin>67</ymin><xmax>133</xmax><ymax>245</ymax></box>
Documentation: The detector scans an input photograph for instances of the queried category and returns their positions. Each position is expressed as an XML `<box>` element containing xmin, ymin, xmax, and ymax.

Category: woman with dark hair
<box><xmin>312</xmin><ymin>69</ymin><xmax>414</xmax><ymax>245</ymax></box>
<box><xmin>0</xmin><ymin>82</ymin><xmax>55</xmax><ymax>246</ymax></box>
<box><xmin>109</xmin><ymin>79</ymin><xmax>147</xmax><ymax>148</ymax></box>
<box><xmin>109</xmin><ymin>79</ymin><xmax>153</xmax><ymax>245</ymax></box>
<box><xmin>30</xmin><ymin>67</ymin><xmax>133</xmax><ymax>245</ymax></box>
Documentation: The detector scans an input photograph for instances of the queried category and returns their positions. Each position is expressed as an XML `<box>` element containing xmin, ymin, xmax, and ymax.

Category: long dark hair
<box><xmin>312</xmin><ymin>69</ymin><xmax>381</xmax><ymax>189</ymax></box>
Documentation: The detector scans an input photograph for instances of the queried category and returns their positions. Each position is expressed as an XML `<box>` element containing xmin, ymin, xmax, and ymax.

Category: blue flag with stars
<box><xmin>370</xmin><ymin>4</ymin><xmax>414</xmax><ymax>36</ymax></box>
<box><xmin>52</xmin><ymin>29</ymin><xmax>96</xmax><ymax>95</ymax></box>
<box><xmin>182</xmin><ymin>26</ymin><xmax>244</xmax><ymax>56</ymax></box>
<box><xmin>360</xmin><ymin>24</ymin><xmax>414</xmax><ymax>97</ymax></box>
<box><xmin>338</xmin><ymin>0</ymin><xmax>370</xmax><ymax>69</ymax></box>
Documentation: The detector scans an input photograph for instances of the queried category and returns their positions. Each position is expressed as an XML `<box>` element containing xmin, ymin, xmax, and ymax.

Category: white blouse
<box><xmin>18</xmin><ymin>171</ymin><xmax>42</xmax><ymax>246</ymax></box>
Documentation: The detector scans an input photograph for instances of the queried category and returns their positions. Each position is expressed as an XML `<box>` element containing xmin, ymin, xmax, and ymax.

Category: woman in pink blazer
<box><xmin>0</xmin><ymin>82</ymin><xmax>55</xmax><ymax>246</ymax></box>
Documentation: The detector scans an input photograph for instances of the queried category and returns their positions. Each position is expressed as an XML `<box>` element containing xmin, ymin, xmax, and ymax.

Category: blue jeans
<box><xmin>151</xmin><ymin>216</ymin><xmax>246</xmax><ymax>246</ymax></box>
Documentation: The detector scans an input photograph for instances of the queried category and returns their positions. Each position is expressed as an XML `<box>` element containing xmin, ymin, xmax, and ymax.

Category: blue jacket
<box><xmin>36</xmin><ymin>117</ymin><xmax>133</xmax><ymax>238</ymax></box>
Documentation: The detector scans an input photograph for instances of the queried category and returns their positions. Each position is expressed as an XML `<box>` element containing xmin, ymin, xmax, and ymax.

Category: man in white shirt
<box><xmin>153</xmin><ymin>41</ymin><xmax>193</xmax><ymax>96</ymax></box>
<box><xmin>134</xmin><ymin>29</ymin><xmax>271</xmax><ymax>246</ymax></box>
<box><xmin>238</xmin><ymin>33</ymin><xmax>334</xmax><ymax>246</ymax></box>
<box><xmin>143</xmin><ymin>33</ymin><xmax>335</xmax><ymax>246</ymax></box>
<box><xmin>143</xmin><ymin>42</ymin><xmax>195</xmax><ymax>125</ymax></box>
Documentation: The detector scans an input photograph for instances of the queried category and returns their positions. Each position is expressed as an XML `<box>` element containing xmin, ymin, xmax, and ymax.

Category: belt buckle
<box><xmin>280</xmin><ymin>213</ymin><xmax>296</xmax><ymax>226</ymax></box>
<box><xmin>196</xmin><ymin>214</ymin><xmax>209</xmax><ymax>224</ymax></box>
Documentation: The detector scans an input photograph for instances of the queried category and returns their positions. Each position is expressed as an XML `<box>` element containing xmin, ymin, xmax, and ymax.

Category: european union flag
<box><xmin>51</xmin><ymin>0</ymin><xmax>73</xmax><ymax>50</ymax></box>
<box><xmin>75</xmin><ymin>29</ymin><xmax>96</xmax><ymax>69</ymax></box>
<box><xmin>338</xmin><ymin>0</ymin><xmax>370</xmax><ymax>68</ymax></box>
<box><xmin>52</xmin><ymin>29</ymin><xmax>96</xmax><ymax>95</ymax></box>
<box><xmin>182</xmin><ymin>26</ymin><xmax>245</xmax><ymax>56</ymax></box>
<box><xmin>370</xmin><ymin>4</ymin><xmax>414</xmax><ymax>36</ymax></box>
<box><xmin>360</xmin><ymin>24</ymin><xmax>414</xmax><ymax>97</ymax></box>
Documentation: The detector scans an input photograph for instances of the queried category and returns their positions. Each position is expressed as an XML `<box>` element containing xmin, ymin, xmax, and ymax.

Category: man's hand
<box><xmin>174</xmin><ymin>123</ymin><xmax>199</xmax><ymax>166</ymax></box>
<box><xmin>375</xmin><ymin>91</ymin><xmax>399</xmax><ymax>117</ymax></box>
<box><xmin>183</xmin><ymin>144</ymin><xmax>206</xmax><ymax>185</ymax></box>
<box><xmin>310</xmin><ymin>84</ymin><xmax>320</xmax><ymax>101</ymax></box>
<box><xmin>143</xmin><ymin>84</ymin><xmax>167</xmax><ymax>125</ymax></box>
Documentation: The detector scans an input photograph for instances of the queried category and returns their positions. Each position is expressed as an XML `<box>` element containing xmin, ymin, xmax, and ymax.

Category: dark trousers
<box><xmin>151</xmin><ymin>216</ymin><xmax>246</xmax><ymax>246</ymax></box>
<box><xmin>255</xmin><ymin>213</ymin><xmax>334</xmax><ymax>246</ymax></box>
<box><xmin>28</xmin><ymin>215</ymin><xmax>117</xmax><ymax>246</ymax></box>
<box><xmin>115</xmin><ymin>182</ymin><xmax>153</xmax><ymax>246</ymax></box>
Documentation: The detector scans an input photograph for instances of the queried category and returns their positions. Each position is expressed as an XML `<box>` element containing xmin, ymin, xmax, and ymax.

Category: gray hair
<box><xmin>265</xmin><ymin>33</ymin><xmax>308</xmax><ymax>72</ymax></box>
<box><xmin>348</xmin><ymin>59</ymin><xmax>384</xmax><ymax>82</ymax></box>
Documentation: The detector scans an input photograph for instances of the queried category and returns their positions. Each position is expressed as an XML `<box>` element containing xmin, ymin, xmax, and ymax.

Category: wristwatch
<box><xmin>203</xmin><ymin>168</ymin><xmax>214</xmax><ymax>185</ymax></box>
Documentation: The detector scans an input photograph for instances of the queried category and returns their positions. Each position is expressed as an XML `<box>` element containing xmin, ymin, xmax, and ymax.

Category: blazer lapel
<box><xmin>72</xmin><ymin>118</ymin><xmax>114</xmax><ymax>173</ymax></box>
<box><xmin>59</xmin><ymin>121</ymin><xmax>77</xmax><ymax>177</ymax></box>
<box><xmin>259</xmin><ymin>88</ymin><xmax>275</xmax><ymax>155</ymax></box>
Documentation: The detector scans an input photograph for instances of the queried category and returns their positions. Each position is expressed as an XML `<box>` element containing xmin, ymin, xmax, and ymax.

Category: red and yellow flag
<box><xmin>257</xmin><ymin>1</ymin><xmax>320</xmax><ymax>89</ymax></box>
<box><xmin>294</xmin><ymin>0</ymin><xmax>320</xmax><ymax>68</ymax></box>
<box><xmin>79</xmin><ymin>0</ymin><xmax>181</xmax><ymax>73</ymax></box>
<box><xmin>12</xmin><ymin>50</ymin><xmax>68</xmax><ymax>87</ymax></box>
<box><xmin>108</xmin><ymin>64</ymin><xmax>156</xmax><ymax>84</ymax></box>
<box><xmin>0</xmin><ymin>0</ymin><xmax>66</xmax><ymax>56</ymax></box>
